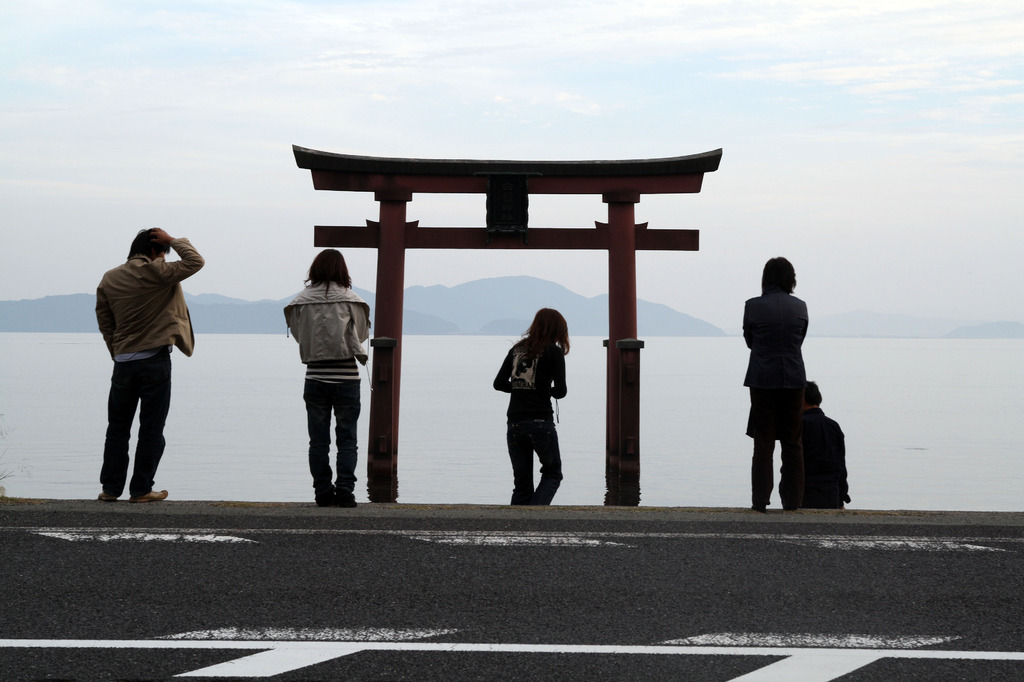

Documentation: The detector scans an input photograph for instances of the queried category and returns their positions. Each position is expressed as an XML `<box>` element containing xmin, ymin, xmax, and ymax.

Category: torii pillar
<box><xmin>294</xmin><ymin>146</ymin><xmax>721</xmax><ymax>505</ymax></box>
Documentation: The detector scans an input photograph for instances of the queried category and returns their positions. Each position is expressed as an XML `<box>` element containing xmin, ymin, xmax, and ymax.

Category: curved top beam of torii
<box><xmin>293</xmin><ymin>145</ymin><xmax>722</xmax><ymax>178</ymax></box>
<box><xmin>293</xmin><ymin>145</ymin><xmax>722</xmax><ymax>197</ymax></box>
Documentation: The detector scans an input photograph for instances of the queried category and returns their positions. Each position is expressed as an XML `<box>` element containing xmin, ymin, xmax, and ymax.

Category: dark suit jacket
<box><xmin>801</xmin><ymin>407</ymin><xmax>849</xmax><ymax>508</ymax></box>
<box><xmin>743</xmin><ymin>286</ymin><xmax>808</xmax><ymax>389</ymax></box>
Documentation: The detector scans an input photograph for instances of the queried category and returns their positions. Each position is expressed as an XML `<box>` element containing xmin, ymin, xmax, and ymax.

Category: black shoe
<box><xmin>335</xmin><ymin>490</ymin><xmax>357</xmax><ymax>508</ymax></box>
<box><xmin>315</xmin><ymin>488</ymin><xmax>336</xmax><ymax>507</ymax></box>
<box><xmin>751</xmin><ymin>504</ymin><xmax>767</xmax><ymax>513</ymax></box>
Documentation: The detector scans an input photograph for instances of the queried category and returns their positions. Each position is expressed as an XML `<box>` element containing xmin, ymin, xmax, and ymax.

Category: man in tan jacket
<box><xmin>95</xmin><ymin>228</ymin><xmax>204</xmax><ymax>503</ymax></box>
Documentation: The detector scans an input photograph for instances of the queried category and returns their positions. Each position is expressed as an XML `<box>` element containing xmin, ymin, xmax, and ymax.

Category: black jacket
<box><xmin>801</xmin><ymin>407</ymin><xmax>850</xmax><ymax>508</ymax></box>
<box><xmin>743</xmin><ymin>286</ymin><xmax>808</xmax><ymax>389</ymax></box>
<box><xmin>493</xmin><ymin>343</ymin><xmax>567</xmax><ymax>423</ymax></box>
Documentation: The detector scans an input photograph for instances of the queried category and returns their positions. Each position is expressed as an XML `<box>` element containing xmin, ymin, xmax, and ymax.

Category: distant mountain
<box><xmin>944</xmin><ymin>321</ymin><xmax>1024</xmax><ymax>339</ymax></box>
<box><xmin>0</xmin><ymin>290</ymin><xmax>458</xmax><ymax>335</ymax></box>
<box><xmin>184</xmin><ymin>295</ymin><xmax>292</xmax><ymax>334</ymax></box>
<box><xmin>401</xmin><ymin>277</ymin><xmax>724</xmax><ymax>336</ymax></box>
<box><xmin>810</xmin><ymin>310</ymin><xmax>976</xmax><ymax>338</ymax></box>
<box><xmin>0</xmin><ymin>294</ymin><xmax>99</xmax><ymax>332</ymax></box>
<box><xmin>0</xmin><ymin>278</ymin><xmax>723</xmax><ymax>336</ymax></box>
<box><xmin>185</xmin><ymin>293</ymin><xmax>257</xmax><ymax>305</ymax></box>
<box><xmin>5</xmin><ymin>285</ymin><xmax>1020</xmax><ymax>337</ymax></box>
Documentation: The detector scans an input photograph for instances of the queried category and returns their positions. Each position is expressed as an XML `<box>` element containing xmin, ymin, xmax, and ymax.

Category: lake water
<box><xmin>0</xmin><ymin>333</ymin><xmax>1020</xmax><ymax>511</ymax></box>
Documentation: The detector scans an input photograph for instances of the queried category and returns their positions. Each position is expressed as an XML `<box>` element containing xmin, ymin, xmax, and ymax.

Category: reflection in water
<box><xmin>604</xmin><ymin>473</ymin><xmax>641</xmax><ymax>506</ymax></box>
<box><xmin>367</xmin><ymin>454</ymin><xmax>399</xmax><ymax>503</ymax></box>
<box><xmin>368</xmin><ymin>477</ymin><xmax>398</xmax><ymax>503</ymax></box>
<box><xmin>604</xmin><ymin>453</ymin><xmax>641</xmax><ymax>506</ymax></box>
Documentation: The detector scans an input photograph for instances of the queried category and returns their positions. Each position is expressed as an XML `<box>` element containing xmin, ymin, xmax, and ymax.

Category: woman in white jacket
<box><xmin>284</xmin><ymin>249</ymin><xmax>370</xmax><ymax>507</ymax></box>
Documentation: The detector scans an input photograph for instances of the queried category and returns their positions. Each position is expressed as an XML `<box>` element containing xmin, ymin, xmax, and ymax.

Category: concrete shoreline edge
<box><xmin>1</xmin><ymin>497</ymin><xmax>1022</xmax><ymax>526</ymax></box>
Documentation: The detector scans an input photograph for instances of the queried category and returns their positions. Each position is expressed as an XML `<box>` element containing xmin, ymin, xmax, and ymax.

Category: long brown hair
<box><xmin>514</xmin><ymin>308</ymin><xmax>570</xmax><ymax>357</ymax></box>
<box><xmin>306</xmin><ymin>249</ymin><xmax>352</xmax><ymax>292</ymax></box>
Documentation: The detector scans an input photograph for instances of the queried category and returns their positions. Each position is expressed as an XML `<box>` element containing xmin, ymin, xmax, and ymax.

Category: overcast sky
<box><xmin>2</xmin><ymin>1</ymin><xmax>1021</xmax><ymax>331</ymax></box>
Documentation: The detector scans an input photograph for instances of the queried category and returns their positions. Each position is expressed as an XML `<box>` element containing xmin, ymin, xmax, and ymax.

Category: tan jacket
<box><xmin>96</xmin><ymin>238</ymin><xmax>205</xmax><ymax>359</ymax></box>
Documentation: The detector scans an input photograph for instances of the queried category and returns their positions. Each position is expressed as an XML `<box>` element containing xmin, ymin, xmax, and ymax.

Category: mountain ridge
<box><xmin>0</xmin><ymin>277</ymin><xmax>723</xmax><ymax>336</ymax></box>
<box><xmin>1</xmin><ymin>278</ymin><xmax>1020</xmax><ymax>338</ymax></box>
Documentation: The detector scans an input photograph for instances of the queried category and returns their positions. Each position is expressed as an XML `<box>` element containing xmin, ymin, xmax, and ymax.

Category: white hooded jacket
<box><xmin>284</xmin><ymin>283</ymin><xmax>370</xmax><ymax>365</ymax></box>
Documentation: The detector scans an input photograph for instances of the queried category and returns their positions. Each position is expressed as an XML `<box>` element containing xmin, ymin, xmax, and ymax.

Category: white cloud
<box><xmin>553</xmin><ymin>92</ymin><xmax>605</xmax><ymax>115</ymax></box>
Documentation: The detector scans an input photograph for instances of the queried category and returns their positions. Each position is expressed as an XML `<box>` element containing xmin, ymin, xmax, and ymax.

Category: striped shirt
<box><xmin>305</xmin><ymin>358</ymin><xmax>360</xmax><ymax>383</ymax></box>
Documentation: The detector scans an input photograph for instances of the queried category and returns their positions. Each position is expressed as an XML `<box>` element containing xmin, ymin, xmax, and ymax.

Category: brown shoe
<box><xmin>98</xmin><ymin>491</ymin><xmax>119</xmax><ymax>502</ymax></box>
<box><xmin>129</xmin><ymin>490</ymin><xmax>168</xmax><ymax>503</ymax></box>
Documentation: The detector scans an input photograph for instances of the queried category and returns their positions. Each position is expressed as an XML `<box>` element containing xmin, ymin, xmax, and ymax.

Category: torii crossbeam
<box><xmin>294</xmin><ymin>145</ymin><xmax>722</xmax><ymax>505</ymax></box>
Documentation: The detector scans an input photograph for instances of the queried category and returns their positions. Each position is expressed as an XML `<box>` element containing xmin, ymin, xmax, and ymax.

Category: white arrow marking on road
<box><xmin>167</xmin><ymin>629</ymin><xmax>457</xmax><ymax>677</ymax></box>
<box><xmin>407</xmin><ymin>532</ymin><xmax>628</xmax><ymax>546</ymax></box>
<box><xmin>178</xmin><ymin>644</ymin><xmax>368</xmax><ymax>677</ymax></box>
<box><xmin>728</xmin><ymin>649</ymin><xmax>888</xmax><ymax>682</ymax></box>
<box><xmin>781</xmin><ymin>538</ymin><xmax>1005</xmax><ymax>552</ymax></box>
<box><xmin>3</xmin><ymin>638</ymin><xmax>1024</xmax><ymax>681</ymax></box>
<box><xmin>12</xmin><ymin>527</ymin><xmax>1022</xmax><ymax>553</ymax></box>
<box><xmin>665</xmin><ymin>633</ymin><xmax>959</xmax><ymax>648</ymax></box>
<box><xmin>163</xmin><ymin>627</ymin><xmax>457</xmax><ymax>641</ymax></box>
<box><xmin>34</xmin><ymin>531</ymin><xmax>254</xmax><ymax>543</ymax></box>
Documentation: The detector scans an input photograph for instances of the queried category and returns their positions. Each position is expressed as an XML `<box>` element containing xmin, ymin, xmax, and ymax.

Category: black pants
<box><xmin>304</xmin><ymin>379</ymin><xmax>360</xmax><ymax>496</ymax></box>
<box><xmin>100</xmin><ymin>348</ymin><xmax>172</xmax><ymax>498</ymax></box>
<box><xmin>506</xmin><ymin>419</ymin><xmax>562</xmax><ymax>505</ymax></box>
<box><xmin>748</xmin><ymin>387</ymin><xmax>804</xmax><ymax>510</ymax></box>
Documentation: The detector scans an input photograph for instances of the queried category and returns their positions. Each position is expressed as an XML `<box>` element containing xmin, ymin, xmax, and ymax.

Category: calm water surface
<box><xmin>0</xmin><ymin>333</ymin><xmax>1020</xmax><ymax>510</ymax></box>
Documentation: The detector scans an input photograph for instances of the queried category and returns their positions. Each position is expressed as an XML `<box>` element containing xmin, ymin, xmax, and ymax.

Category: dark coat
<box><xmin>743</xmin><ymin>286</ymin><xmax>808</xmax><ymax>389</ymax></box>
<box><xmin>801</xmin><ymin>407</ymin><xmax>849</xmax><ymax>509</ymax></box>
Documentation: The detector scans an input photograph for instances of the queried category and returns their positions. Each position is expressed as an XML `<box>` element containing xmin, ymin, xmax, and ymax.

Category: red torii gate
<box><xmin>293</xmin><ymin>145</ymin><xmax>722</xmax><ymax>505</ymax></box>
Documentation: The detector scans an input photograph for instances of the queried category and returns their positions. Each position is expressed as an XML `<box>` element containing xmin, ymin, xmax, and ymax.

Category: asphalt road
<box><xmin>2</xmin><ymin>500</ymin><xmax>1023</xmax><ymax>681</ymax></box>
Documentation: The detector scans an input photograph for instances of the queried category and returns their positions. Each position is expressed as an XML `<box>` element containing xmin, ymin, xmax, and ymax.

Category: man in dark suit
<box><xmin>743</xmin><ymin>257</ymin><xmax>808</xmax><ymax>511</ymax></box>
<box><xmin>801</xmin><ymin>381</ymin><xmax>850</xmax><ymax>509</ymax></box>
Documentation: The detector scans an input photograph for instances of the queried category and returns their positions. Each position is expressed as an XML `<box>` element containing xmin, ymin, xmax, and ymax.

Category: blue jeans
<box><xmin>506</xmin><ymin>419</ymin><xmax>563</xmax><ymax>505</ymax></box>
<box><xmin>100</xmin><ymin>349</ymin><xmax>172</xmax><ymax>498</ymax></box>
<box><xmin>304</xmin><ymin>379</ymin><xmax>360</xmax><ymax>496</ymax></box>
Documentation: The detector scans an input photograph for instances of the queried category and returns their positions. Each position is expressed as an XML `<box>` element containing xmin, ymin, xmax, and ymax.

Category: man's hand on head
<box><xmin>149</xmin><ymin>228</ymin><xmax>175</xmax><ymax>245</ymax></box>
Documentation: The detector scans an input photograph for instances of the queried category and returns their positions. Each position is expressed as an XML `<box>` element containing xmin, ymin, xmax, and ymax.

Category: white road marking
<box><xmin>178</xmin><ymin>645</ymin><xmax>365</xmax><ymax>677</ymax></box>
<box><xmin>163</xmin><ymin>627</ymin><xmax>457</xmax><ymax>641</ymax></box>
<box><xmin>727</xmin><ymin>649</ymin><xmax>888</xmax><ymax>682</ymax></box>
<box><xmin>2</xmin><ymin>637</ymin><xmax>1023</xmax><ymax>681</ymax></box>
<box><xmin>408</xmin><ymin>532</ymin><xmax>627</xmax><ymax>546</ymax></box>
<box><xmin>34</xmin><ymin>531</ymin><xmax>254</xmax><ymax>543</ymax></box>
<box><xmin>780</xmin><ymin>538</ymin><xmax>1005</xmax><ymax>552</ymax></box>
<box><xmin>664</xmin><ymin>633</ymin><xmax>958</xmax><ymax>648</ymax></box>
<box><xmin>10</xmin><ymin>527</ymin><xmax>1020</xmax><ymax>552</ymax></box>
